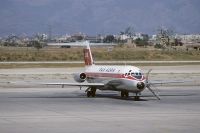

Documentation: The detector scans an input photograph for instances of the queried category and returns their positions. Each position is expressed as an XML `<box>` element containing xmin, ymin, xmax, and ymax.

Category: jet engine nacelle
<box><xmin>73</xmin><ymin>73</ymin><xmax>87</xmax><ymax>83</ymax></box>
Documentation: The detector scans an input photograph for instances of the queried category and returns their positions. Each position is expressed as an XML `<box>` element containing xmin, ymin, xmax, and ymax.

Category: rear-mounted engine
<box><xmin>73</xmin><ymin>73</ymin><xmax>87</xmax><ymax>83</ymax></box>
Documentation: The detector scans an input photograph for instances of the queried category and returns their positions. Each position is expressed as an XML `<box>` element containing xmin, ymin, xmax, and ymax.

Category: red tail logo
<box><xmin>83</xmin><ymin>49</ymin><xmax>93</xmax><ymax>66</ymax></box>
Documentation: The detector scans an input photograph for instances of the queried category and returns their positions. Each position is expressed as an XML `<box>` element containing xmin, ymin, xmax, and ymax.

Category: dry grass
<box><xmin>0</xmin><ymin>63</ymin><xmax>84</xmax><ymax>69</ymax></box>
<box><xmin>0</xmin><ymin>46</ymin><xmax>200</xmax><ymax>62</ymax></box>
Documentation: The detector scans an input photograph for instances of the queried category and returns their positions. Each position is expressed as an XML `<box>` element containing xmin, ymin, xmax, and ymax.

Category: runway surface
<box><xmin>0</xmin><ymin>65</ymin><xmax>200</xmax><ymax>133</ymax></box>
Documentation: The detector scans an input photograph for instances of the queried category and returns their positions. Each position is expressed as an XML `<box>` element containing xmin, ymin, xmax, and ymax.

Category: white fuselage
<box><xmin>85</xmin><ymin>64</ymin><xmax>146</xmax><ymax>93</ymax></box>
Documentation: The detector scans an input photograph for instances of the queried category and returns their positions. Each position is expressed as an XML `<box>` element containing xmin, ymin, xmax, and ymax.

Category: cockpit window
<box><xmin>131</xmin><ymin>71</ymin><xmax>142</xmax><ymax>79</ymax></box>
<box><xmin>125</xmin><ymin>71</ymin><xmax>142</xmax><ymax>79</ymax></box>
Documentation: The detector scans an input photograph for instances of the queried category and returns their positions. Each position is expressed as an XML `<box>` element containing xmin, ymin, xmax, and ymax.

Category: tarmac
<box><xmin>0</xmin><ymin>65</ymin><xmax>200</xmax><ymax>133</ymax></box>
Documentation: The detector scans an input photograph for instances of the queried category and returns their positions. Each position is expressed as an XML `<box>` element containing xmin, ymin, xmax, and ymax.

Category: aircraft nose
<box><xmin>137</xmin><ymin>82</ymin><xmax>145</xmax><ymax>90</ymax></box>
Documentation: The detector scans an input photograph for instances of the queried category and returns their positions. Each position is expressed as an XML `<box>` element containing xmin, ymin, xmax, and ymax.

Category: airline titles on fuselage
<box><xmin>99</xmin><ymin>67</ymin><xmax>116</xmax><ymax>73</ymax></box>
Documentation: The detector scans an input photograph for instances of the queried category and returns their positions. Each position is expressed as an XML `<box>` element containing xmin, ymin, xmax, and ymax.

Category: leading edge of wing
<box><xmin>43</xmin><ymin>82</ymin><xmax>105</xmax><ymax>87</ymax></box>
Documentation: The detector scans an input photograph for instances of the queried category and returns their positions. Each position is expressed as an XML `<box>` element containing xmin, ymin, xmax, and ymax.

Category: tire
<box><xmin>87</xmin><ymin>91</ymin><xmax>91</xmax><ymax>97</ymax></box>
<box><xmin>121</xmin><ymin>91</ymin><xmax>125</xmax><ymax>98</ymax></box>
<box><xmin>134</xmin><ymin>96</ymin><xmax>140</xmax><ymax>101</ymax></box>
<box><xmin>91</xmin><ymin>88</ymin><xmax>96</xmax><ymax>97</ymax></box>
<box><xmin>125</xmin><ymin>92</ymin><xmax>129</xmax><ymax>98</ymax></box>
<box><xmin>91</xmin><ymin>92</ymin><xmax>95</xmax><ymax>97</ymax></box>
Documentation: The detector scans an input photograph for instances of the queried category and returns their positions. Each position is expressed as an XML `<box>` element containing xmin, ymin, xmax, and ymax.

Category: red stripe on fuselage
<box><xmin>86</xmin><ymin>72</ymin><xmax>145</xmax><ymax>81</ymax></box>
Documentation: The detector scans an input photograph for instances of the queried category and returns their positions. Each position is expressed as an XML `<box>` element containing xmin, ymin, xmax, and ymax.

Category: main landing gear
<box><xmin>121</xmin><ymin>91</ymin><xmax>129</xmax><ymax>98</ymax></box>
<box><xmin>86</xmin><ymin>87</ymin><xmax>96</xmax><ymax>97</ymax></box>
<box><xmin>121</xmin><ymin>91</ymin><xmax>141</xmax><ymax>101</ymax></box>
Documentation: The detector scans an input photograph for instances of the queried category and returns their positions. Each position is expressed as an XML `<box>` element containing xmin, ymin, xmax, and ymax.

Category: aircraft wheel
<box><xmin>87</xmin><ymin>91</ymin><xmax>91</xmax><ymax>97</ymax></box>
<box><xmin>91</xmin><ymin>88</ymin><xmax>96</xmax><ymax>97</ymax></box>
<box><xmin>121</xmin><ymin>91</ymin><xmax>125</xmax><ymax>98</ymax></box>
<box><xmin>91</xmin><ymin>91</ymin><xmax>96</xmax><ymax>97</ymax></box>
<box><xmin>125</xmin><ymin>92</ymin><xmax>129</xmax><ymax>98</ymax></box>
<box><xmin>121</xmin><ymin>91</ymin><xmax>129</xmax><ymax>98</ymax></box>
<box><xmin>87</xmin><ymin>90</ymin><xmax>96</xmax><ymax>97</ymax></box>
<box><xmin>134</xmin><ymin>96</ymin><xmax>140</xmax><ymax>101</ymax></box>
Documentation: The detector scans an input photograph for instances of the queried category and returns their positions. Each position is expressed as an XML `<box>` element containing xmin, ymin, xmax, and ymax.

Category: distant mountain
<box><xmin>0</xmin><ymin>0</ymin><xmax>200</xmax><ymax>36</ymax></box>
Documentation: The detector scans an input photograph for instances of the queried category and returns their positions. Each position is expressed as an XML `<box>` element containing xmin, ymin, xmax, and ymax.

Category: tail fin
<box><xmin>83</xmin><ymin>41</ymin><xmax>94</xmax><ymax>66</ymax></box>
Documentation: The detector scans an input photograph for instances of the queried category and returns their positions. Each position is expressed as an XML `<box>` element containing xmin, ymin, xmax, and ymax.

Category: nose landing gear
<box><xmin>134</xmin><ymin>93</ymin><xmax>140</xmax><ymax>101</ymax></box>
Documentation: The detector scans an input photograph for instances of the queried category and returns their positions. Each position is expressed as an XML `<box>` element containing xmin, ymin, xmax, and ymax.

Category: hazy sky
<box><xmin>0</xmin><ymin>0</ymin><xmax>200</xmax><ymax>36</ymax></box>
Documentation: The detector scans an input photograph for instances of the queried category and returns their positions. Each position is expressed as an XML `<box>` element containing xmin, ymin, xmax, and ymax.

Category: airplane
<box><xmin>45</xmin><ymin>41</ymin><xmax>182</xmax><ymax>100</ymax></box>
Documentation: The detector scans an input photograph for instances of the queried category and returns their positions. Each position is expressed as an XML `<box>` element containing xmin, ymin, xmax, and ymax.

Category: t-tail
<box><xmin>83</xmin><ymin>41</ymin><xmax>94</xmax><ymax>66</ymax></box>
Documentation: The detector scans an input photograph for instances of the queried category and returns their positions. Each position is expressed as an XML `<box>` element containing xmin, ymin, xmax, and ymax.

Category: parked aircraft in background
<box><xmin>47</xmin><ymin>42</ymin><xmax>116</xmax><ymax>48</ymax></box>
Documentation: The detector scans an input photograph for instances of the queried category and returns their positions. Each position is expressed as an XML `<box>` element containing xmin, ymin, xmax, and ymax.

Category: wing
<box><xmin>43</xmin><ymin>82</ymin><xmax>105</xmax><ymax>87</ymax></box>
